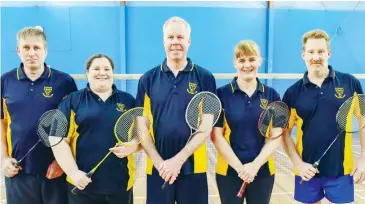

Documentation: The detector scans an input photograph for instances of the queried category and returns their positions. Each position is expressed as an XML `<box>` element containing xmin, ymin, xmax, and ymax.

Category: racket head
<box><xmin>38</xmin><ymin>109</ymin><xmax>68</xmax><ymax>147</ymax></box>
<box><xmin>336</xmin><ymin>93</ymin><xmax>365</xmax><ymax>133</ymax></box>
<box><xmin>114</xmin><ymin>107</ymin><xmax>153</xmax><ymax>147</ymax></box>
<box><xmin>185</xmin><ymin>91</ymin><xmax>222</xmax><ymax>131</ymax></box>
<box><xmin>258</xmin><ymin>101</ymin><xmax>290</xmax><ymax>138</ymax></box>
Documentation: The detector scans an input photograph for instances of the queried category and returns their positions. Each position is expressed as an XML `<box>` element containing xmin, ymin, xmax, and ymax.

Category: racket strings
<box><xmin>38</xmin><ymin>109</ymin><xmax>68</xmax><ymax>147</ymax></box>
<box><xmin>115</xmin><ymin>108</ymin><xmax>152</xmax><ymax>146</ymax></box>
<box><xmin>186</xmin><ymin>92</ymin><xmax>222</xmax><ymax>130</ymax></box>
<box><xmin>259</xmin><ymin>102</ymin><xmax>290</xmax><ymax>138</ymax></box>
<box><xmin>337</xmin><ymin>94</ymin><xmax>365</xmax><ymax>133</ymax></box>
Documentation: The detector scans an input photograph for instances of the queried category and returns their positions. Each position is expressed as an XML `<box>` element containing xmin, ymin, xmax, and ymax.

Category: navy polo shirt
<box><xmin>215</xmin><ymin>77</ymin><xmax>281</xmax><ymax>178</ymax></box>
<box><xmin>135</xmin><ymin>58</ymin><xmax>217</xmax><ymax>175</ymax></box>
<box><xmin>0</xmin><ymin>63</ymin><xmax>77</xmax><ymax>175</ymax></box>
<box><xmin>282</xmin><ymin>66</ymin><xmax>364</xmax><ymax>177</ymax></box>
<box><xmin>58</xmin><ymin>84</ymin><xmax>136</xmax><ymax>195</ymax></box>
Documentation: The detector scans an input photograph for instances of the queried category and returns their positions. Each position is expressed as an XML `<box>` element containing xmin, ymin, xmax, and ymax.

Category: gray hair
<box><xmin>163</xmin><ymin>16</ymin><xmax>191</xmax><ymax>37</ymax></box>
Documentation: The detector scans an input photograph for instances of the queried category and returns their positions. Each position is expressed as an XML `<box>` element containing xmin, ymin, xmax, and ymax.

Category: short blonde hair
<box><xmin>163</xmin><ymin>16</ymin><xmax>191</xmax><ymax>37</ymax></box>
<box><xmin>17</xmin><ymin>26</ymin><xmax>47</xmax><ymax>49</ymax></box>
<box><xmin>302</xmin><ymin>29</ymin><xmax>330</xmax><ymax>51</ymax></box>
<box><xmin>234</xmin><ymin>40</ymin><xmax>261</xmax><ymax>59</ymax></box>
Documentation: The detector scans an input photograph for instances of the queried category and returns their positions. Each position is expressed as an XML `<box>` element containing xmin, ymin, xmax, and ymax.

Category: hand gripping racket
<box><xmin>71</xmin><ymin>107</ymin><xmax>152</xmax><ymax>194</ymax></box>
<box><xmin>300</xmin><ymin>93</ymin><xmax>365</xmax><ymax>184</ymax></box>
<box><xmin>161</xmin><ymin>91</ymin><xmax>222</xmax><ymax>189</ymax></box>
<box><xmin>14</xmin><ymin>109</ymin><xmax>68</xmax><ymax>168</ymax></box>
<box><xmin>237</xmin><ymin>101</ymin><xmax>290</xmax><ymax>198</ymax></box>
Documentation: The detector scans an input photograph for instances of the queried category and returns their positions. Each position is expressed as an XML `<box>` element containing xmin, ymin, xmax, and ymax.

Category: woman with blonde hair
<box><xmin>211</xmin><ymin>40</ymin><xmax>282</xmax><ymax>204</ymax></box>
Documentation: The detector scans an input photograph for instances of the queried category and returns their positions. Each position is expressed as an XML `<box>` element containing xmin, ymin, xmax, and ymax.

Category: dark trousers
<box><xmin>216</xmin><ymin>174</ymin><xmax>275</xmax><ymax>204</ymax></box>
<box><xmin>5</xmin><ymin>172</ymin><xmax>68</xmax><ymax>204</ymax></box>
<box><xmin>146</xmin><ymin>173</ymin><xmax>208</xmax><ymax>204</ymax></box>
<box><xmin>67</xmin><ymin>183</ymin><xmax>133</xmax><ymax>204</ymax></box>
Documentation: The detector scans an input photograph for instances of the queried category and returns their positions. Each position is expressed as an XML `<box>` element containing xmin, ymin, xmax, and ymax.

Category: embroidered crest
<box><xmin>260</xmin><ymin>98</ymin><xmax>268</xmax><ymax>109</ymax></box>
<box><xmin>335</xmin><ymin>87</ymin><xmax>345</xmax><ymax>99</ymax></box>
<box><xmin>42</xmin><ymin>86</ymin><xmax>53</xmax><ymax>98</ymax></box>
<box><xmin>116</xmin><ymin>103</ymin><xmax>126</xmax><ymax>112</ymax></box>
<box><xmin>187</xmin><ymin>82</ymin><xmax>198</xmax><ymax>95</ymax></box>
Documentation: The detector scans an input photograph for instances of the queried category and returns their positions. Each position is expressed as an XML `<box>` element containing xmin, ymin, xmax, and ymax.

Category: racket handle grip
<box><xmin>237</xmin><ymin>182</ymin><xmax>248</xmax><ymax>198</ymax></box>
<box><xmin>71</xmin><ymin>186</ymin><xmax>79</xmax><ymax>195</ymax></box>
<box><xmin>299</xmin><ymin>179</ymin><xmax>308</xmax><ymax>185</ymax></box>
<box><xmin>161</xmin><ymin>181</ymin><xmax>168</xmax><ymax>190</ymax></box>
<box><xmin>71</xmin><ymin>172</ymin><xmax>94</xmax><ymax>194</ymax></box>
<box><xmin>14</xmin><ymin>161</ymin><xmax>20</xmax><ymax>168</ymax></box>
<box><xmin>300</xmin><ymin>162</ymin><xmax>319</xmax><ymax>185</ymax></box>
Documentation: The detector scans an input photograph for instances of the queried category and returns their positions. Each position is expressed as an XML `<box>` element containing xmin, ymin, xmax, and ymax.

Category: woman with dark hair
<box><xmin>51</xmin><ymin>53</ymin><xmax>138</xmax><ymax>204</ymax></box>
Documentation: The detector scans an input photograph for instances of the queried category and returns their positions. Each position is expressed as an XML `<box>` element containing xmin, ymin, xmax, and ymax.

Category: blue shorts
<box><xmin>146</xmin><ymin>173</ymin><xmax>208</xmax><ymax>204</ymax></box>
<box><xmin>294</xmin><ymin>175</ymin><xmax>354</xmax><ymax>203</ymax></box>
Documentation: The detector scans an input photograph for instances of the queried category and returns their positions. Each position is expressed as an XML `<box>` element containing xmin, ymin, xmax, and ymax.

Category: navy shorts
<box><xmin>146</xmin><ymin>173</ymin><xmax>208</xmax><ymax>204</ymax></box>
<box><xmin>216</xmin><ymin>174</ymin><xmax>274</xmax><ymax>204</ymax></box>
<box><xmin>294</xmin><ymin>175</ymin><xmax>354</xmax><ymax>203</ymax></box>
<box><xmin>5</xmin><ymin>172</ymin><xmax>67</xmax><ymax>204</ymax></box>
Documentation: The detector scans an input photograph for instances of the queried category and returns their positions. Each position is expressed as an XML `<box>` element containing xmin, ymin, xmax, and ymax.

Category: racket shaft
<box><xmin>237</xmin><ymin>182</ymin><xmax>248</xmax><ymax>198</ymax></box>
<box><xmin>71</xmin><ymin>149</ymin><xmax>115</xmax><ymax>194</ymax></box>
<box><xmin>15</xmin><ymin>140</ymin><xmax>42</xmax><ymax>167</ymax></box>
<box><xmin>299</xmin><ymin>131</ymin><xmax>342</xmax><ymax>185</ymax></box>
<box><xmin>162</xmin><ymin>181</ymin><xmax>168</xmax><ymax>189</ymax></box>
<box><xmin>300</xmin><ymin>162</ymin><xmax>319</xmax><ymax>184</ymax></box>
<box><xmin>318</xmin><ymin>132</ymin><xmax>341</xmax><ymax>162</ymax></box>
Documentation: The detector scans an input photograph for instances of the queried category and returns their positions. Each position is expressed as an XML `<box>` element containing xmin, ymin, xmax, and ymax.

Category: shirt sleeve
<box><xmin>204</xmin><ymin>72</ymin><xmax>217</xmax><ymax>94</ymax></box>
<box><xmin>282</xmin><ymin>88</ymin><xmax>296</xmax><ymax>129</ymax></box>
<box><xmin>1</xmin><ymin>75</ymin><xmax>5</xmax><ymax>120</ymax></box>
<box><xmin>57</xmin><ymin>94</ymin><xmax>76</xmax><ymax>139</ymax></box>
<box><xmin>214</xmin><ymin>88</ymin><xmax>224</xmax><ymax>128</ymax></box>
<box><xmin>353</xmin><ymin>77</ymin><xmax>364</xmax><ymax>95</ymax></box>
<box><xmin>135</xmin><ymin>74</ymin><xmax>149</xmax><ymax>108</ymax></box>
<box><xmin>64</xmin><ymin>75</ymin><xmax>78</xmax><ymax>97</ymax></box>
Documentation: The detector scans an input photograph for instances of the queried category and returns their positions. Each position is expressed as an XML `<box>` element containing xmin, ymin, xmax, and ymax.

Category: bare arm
<box><xmin>359</xmin><ymin>116</ymin><xmax>365</xmax><ymax>154</ymax></box>
<box><xmin>51</xmin><ymin>137</ymin><xmax>92</xmax><ymax>189</ymax></box>
<box><xmin>253</xmin><ymin>133</ymin><xmax>282</xmax><ymax>168</ymax></box>
<box><xmin>174</xmin><ymin>114</ymin><xmax>214</xmax><ymax>164</ymax></box>
<box><xmin>2</xmin><ymin>119</ymin><xmax>20</xmax><ymax>177</ymax></box>
<box><xmin>211</xmin><ymin>127</ymin><xmax>242</xmax><ymax>171</ymax></box>
<box><xmin>1</xmin><ymin>119</ymin><xmax>8</xmax><ymax>161</ymax></box>
<box><xmin>140</xmin><ymin>134</ymin><xmax>164</xmax><ymax>169</ymax></box>
<box><xmin>50</xmin><ymin>138</ymin><xmax>78</xmax><ymax>176</ymax></box>
<box><xmin>352</xmin><ymin>115</ymin><xmax>365</xmax><ymax>183</ymax></box>
<box><xmin>282</xmin><ymin>128</ymin><xmax>302</xmax><ymax>167</ymax></box>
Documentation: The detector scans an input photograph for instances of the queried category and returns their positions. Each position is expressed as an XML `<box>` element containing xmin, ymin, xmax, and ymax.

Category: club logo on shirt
<box><xmin>187</xmin><ymin>82</ymin><xmax>198</xmax><ymax>95</ymax></box>
<box><xmin>335</xmin><ymin>87</ymin><xmax>345</xmax><ymax>99</ymax></box>
<box><xmin>42</xmin><ymin>86</ymin><xmax>53</xmax><ymax>98</ymax></box>
<box><xmin>260</xmin><ymin>98</ymin><xmax>268</xmax><ymax>109</ymax></box>
<box><xmin>116</xmin><ymin>103</ymin><xmax>126</xmax><ymax>112</ymax></box>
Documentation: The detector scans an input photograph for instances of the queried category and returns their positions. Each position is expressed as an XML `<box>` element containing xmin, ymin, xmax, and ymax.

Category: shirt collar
<box><xmin>86</xmin><ymin>83</ymin><xmax>118</xmax><ymax>95</ymax></box>
<box><xmin>160</xmin><ymin>58</ymin><xmax>194</xmax><ymax>72</ymax></box>
<box><xmin>17</xmin><ymin>63</ymin><xmax>51</xmax><ymax>80</ymax></box>
<box><xmin>230</xmin><ymin>77</ymin><xmax>264</xmax><ymax>93</ymax></box>
<box><xmin>303</xmin><ymin>65</ymin><xmax>336</xmax><ymax>86</ymax></box>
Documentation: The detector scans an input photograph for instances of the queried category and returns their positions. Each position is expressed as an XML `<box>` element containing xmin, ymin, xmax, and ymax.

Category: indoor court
<box><xmin>1</xmin><ymin>1</ymin><xmax>365</xmax><ymax>204</ymax></box>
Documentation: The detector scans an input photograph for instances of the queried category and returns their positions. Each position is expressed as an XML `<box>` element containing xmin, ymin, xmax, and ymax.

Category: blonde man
<box><xmin>137</xmin><ymin>16</ymin><xmax>216</xmax><ymax>204</ymax></box>
<box><xmin>282</xmin><ymin>29</ymin><xmax>365</xmax><ymax>203</ymax></box>
<box><xmin>211</xmin><ymin>40</ymin><xmax>281</xmax><ymax>204</ymax></box>
<box><xmin>1</xmin><ymin>26</ymin><xmax>77</xmax><ymax>204</ymax></box>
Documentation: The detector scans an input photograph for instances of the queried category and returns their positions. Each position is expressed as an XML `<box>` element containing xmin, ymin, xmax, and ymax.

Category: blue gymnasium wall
<box><xmin>1</xmin><ymin>1</ymin><xmax>365</xmax><ymax>97</ymax></box>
